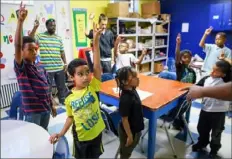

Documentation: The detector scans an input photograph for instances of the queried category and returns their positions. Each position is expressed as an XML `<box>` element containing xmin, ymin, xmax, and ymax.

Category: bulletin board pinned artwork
<box><xmin>72</xmin><ymin>8</ymin><xmax>87</xmax><ymax>47</ymax></box>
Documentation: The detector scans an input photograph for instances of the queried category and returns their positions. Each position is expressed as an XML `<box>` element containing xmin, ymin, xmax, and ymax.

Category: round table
<box><xmin>1</xmin><ymin>120</ymin><xmax>53</xmax><ymax>158</ymax></box>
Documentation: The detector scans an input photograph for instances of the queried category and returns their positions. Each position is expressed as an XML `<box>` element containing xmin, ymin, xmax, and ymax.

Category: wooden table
<box><xmin>1</xmin><ymin>120</ymin><xmax>53</xmax><ymax>158</ymax></box>
<box><xmin>100</xmin><ymin>74</ymin><xmax>192</xmax><ymax>159</ymax></box>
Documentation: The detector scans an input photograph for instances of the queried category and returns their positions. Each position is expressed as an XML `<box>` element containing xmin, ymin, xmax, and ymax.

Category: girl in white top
<box><xmin>114</xmin><ymin>36</ymin><xmax>148</xmax><ymax>70</ymax></box>
<box><xmin>192</xmin><ymin>60</ymin><xmax>231</xmax><ymax>158</ymax></box>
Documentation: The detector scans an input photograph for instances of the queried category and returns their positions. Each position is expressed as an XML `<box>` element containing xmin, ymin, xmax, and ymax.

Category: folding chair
<box><xmin>140</xmin><ymin>99</ymin><xmax>194</xmax><ymax>158</ymax></box>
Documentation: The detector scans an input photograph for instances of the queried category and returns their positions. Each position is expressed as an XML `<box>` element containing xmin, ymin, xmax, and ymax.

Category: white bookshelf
<box><xmin>111</xmin><ymin>17</ymin><xmax>170</xmax><ymax>75</ymax></box>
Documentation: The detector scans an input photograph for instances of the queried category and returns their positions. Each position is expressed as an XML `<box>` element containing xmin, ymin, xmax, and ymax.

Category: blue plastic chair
<box><xmin>53</xmin><ymin>136</ymin><xmax>70</xmax><ymax>159</ymax></box>
<box><xmin>9</xmin><ymin>91</ymin><xmax>24</xmax><ymax>120</ymax></box>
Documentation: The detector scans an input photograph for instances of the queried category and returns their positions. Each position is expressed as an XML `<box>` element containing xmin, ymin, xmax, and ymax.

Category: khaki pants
<box><xmin>117</xmin><ymin>125</ymin><xmax>141</xmax><ymax>159</ymax></box>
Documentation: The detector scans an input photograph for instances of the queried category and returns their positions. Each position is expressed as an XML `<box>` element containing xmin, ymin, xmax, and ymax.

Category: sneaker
<box><xmin>208</xmin><ymin>152</ymin><xmax>218</xmax><ymax>159</ymax></box>
<box><xmin>192</xmin><ymin>143</ymin><xmax>205</xmax><ymax>152</ymax></box>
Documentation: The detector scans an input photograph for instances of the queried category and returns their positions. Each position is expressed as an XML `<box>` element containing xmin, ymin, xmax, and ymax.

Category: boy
<box><xmin>114</xmin><ymin>36</ymin><xmax>148</xmax><ymax>70</ymax></box>
<box><xmin>14</xmin><ymin>2</ymin><xmax>56</xmax><ymax>130</ymax></box>
<box><xmin>49</xmin><ymin>23</ymin><xmax>105</xmax><ymax>159</ymax></box>
<box><xmin>199</xmin><ymin>26</ymin><xmax>231</xmax><ymax>76</ymax></box>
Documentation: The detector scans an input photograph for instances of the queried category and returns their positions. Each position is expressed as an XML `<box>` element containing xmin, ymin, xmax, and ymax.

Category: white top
<box><xmin>115</xmin><ymin>53</ymin><xmax>138</xmax><ymax>70</ymax></box>
<box><xmin>1</xmin><ymin>120</ymin><xmax>53</xmax><ymax>158</ymax></box>
<box><xmin>202</xmin><ymin>77</ymin><xmax>230</xmax><ymax>112</ymax></box>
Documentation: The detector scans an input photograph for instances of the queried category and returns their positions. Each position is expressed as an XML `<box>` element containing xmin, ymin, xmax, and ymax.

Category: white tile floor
<box><xmin>2</xmin><ymin>103</ymin><xmax>231</xmax><ymax>159</ymax></box>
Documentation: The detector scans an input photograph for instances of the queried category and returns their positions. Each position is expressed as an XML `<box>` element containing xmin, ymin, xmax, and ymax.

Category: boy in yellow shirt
<box><xmin>49</xmin><ymin>23</ymin><xmax>105</xmax><ymax>159</ymax></box>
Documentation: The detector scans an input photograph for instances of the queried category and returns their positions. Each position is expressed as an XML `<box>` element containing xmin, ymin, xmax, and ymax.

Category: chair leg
<box><xmin>164</xmin><ymin>125</ymin><xmax>177</xmax><ymax>158</ymax></box>
<box><xmin>115</xmin><ymin>147</ymin><xmax>119</xmax><ymax>159</ymax></box>
<box><xmin>140</xmin><ymin>129</ymin><xmax>149</xmax><ymax>153</ymax></box>
<box><xmin>181</xmin><ymin>115</ymin><xmax>195</xmax><ymax>145</ymax></box>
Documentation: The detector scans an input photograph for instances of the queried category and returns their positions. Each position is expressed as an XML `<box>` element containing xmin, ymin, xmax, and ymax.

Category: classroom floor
<box><xmin>1</xmin><ymin>99</ymin><xmax>231</xmax><ymax>159</ymax></box>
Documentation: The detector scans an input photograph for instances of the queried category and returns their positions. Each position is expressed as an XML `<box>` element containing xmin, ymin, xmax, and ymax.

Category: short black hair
<box><xmin>180</xmin><ymin>49</ymin><xmax>192</xmax><ymax>57</ymax></box>
<box><xmin>216</xmin><ymin>60</ymin><xmax>232</xmax><ymax>82</ymax></box>
<box><xmin>98</xmin><ymin>14</ymin><xmax>108</xmax><ymax>23</ymax></box>
<box><xmin>22</xmin><ymin>36</ymin><xmax>36</xmax><ymax>48</ymax></box>
<box><xmin>216</xmin><ymin>32</ymin><xmax>226</xmax><ymax>39</ymax></box>
<box><xmin>45</xmin><ymin>18</ymin><xmax>55</xmax><ymax>26</ymax></box>
<box><xmin>67</xmin><ymin>58</ymin><xmax>88</xmax><ymax>76</ymax></box>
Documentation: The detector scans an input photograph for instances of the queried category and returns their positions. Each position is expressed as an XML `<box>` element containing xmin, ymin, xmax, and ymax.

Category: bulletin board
<box><xmin>72</xmin><ymin>8</ymin><xmax>87</xmax><ymax>47</ymax></box>
<box><xmin>0</xmin><ymin>1</ymin><xmax>73</xmax><ymax>85</ymax></box>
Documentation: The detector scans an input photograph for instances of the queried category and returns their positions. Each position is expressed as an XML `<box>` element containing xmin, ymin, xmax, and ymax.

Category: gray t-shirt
<box><xmin>202</xmin><ymin>77</ymin><xmax>230</xmax><ymax>112</ymax></box>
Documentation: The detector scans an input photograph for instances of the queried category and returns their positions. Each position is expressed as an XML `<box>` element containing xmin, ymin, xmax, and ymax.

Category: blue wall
<box><xmin>160</xmin><ymin>0</ymin><xmax>232</xmax><ymax>59</ymax></box>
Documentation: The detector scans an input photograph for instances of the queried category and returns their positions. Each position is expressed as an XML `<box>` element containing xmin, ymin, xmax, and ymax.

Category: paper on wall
<box><xmin>181</xmin><ymin>23</ymin><xmax>189</xmax><ymax>33</ymax></box>
<box><xmin>112</xmin><ymin>88</ymin><xmax>153</xmax><ymax>101</ymax></box>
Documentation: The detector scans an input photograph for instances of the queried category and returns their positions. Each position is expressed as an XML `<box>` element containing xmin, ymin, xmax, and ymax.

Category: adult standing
<box><xmin>86</xmin><ymin>14</ymin><xmax>114</xmax><ymax>73</ymax></box>
<box><xmin>30</xmin><ymin>18</ymin><xmax>67</xmax><ymax>105</ymax></box>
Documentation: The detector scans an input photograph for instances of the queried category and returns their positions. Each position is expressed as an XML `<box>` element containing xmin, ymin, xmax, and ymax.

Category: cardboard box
<box><xmin>154</xmin><ymin>62</ymin><xmax>164</xmax><ymax>73</ymax></box>
<box><xmin>139</xmin><ymin>63</ymin><xmax>150</xmax><ymax>73</ymax></box>
<box><xmin>155</xmin><ymin>25</ymin><xmax>166</xmax><ymax>33</ymax></box>
<box><xmin>107</xmin><ymin>2</ymin><xmax>129</xmax><ymax>18</ymax></box>
<box><xmin>128</xmin><ymin>12</ymin><xmax>141</xmax><ymax>18</ymax></box>
<box><xmin>142</xmin><ymin>1</ymin><xmax>160</xmax><ymax>16</ymax></box>
<box><xmin>160</xmin><ymin>14</ymin><xmax>171</xmax><ymax>21</ymax></box>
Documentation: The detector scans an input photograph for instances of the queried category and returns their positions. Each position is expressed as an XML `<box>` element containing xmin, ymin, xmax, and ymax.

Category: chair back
<box><xmin>53</xmin><ymin>136</ymin><xmax>70</xmax><ymax>159</ymax></box>
<box><xmin>9</xmin><ymin>91</ymin><xmax>23</xmax><ymax>120</ymax></box>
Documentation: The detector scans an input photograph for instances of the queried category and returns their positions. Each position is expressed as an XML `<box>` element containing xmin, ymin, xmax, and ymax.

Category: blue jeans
<box><xmin>159</xmin><ymin>71</ymin><xmax>177</xmax><ymax>80</ymax></box>
<box><xmin>24</xmin><ymin>111</ymin><xmax>50</xmax><ymax>130</ymax></box>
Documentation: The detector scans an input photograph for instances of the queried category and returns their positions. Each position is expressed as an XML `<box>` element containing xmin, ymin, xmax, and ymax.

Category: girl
<box><xmin>115</xmin><ymin>66</ymin><xmax>144</xmax><ymax>159</ymax></box>
<box><xmin>193</xmin><ymin>60</ymin><xmax>231</xmax><ymax>159</ymax></box>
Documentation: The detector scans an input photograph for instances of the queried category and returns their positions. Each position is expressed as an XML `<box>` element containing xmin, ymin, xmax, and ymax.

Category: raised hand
<box><xmin>17</xmin><ymin>1</ymin><xmax>28</xmax><ymax>22</ymax></box>
<box><xmin>218</xmin><ymin>50</ymin><xmax>225</xmax><ymax>60</ymax></box>
<box><xmin>176</xmin><ymin>33</ymin><xmax>181</xmax><ymax>44</ymax></box>
<box><xmin>89</xmin><ymin>13</ymin><xmax>95</xmax><ymax>20</ymax></box>
<box><xmin>204</xmin><ymin>26</ymin><xmax>213</xmax><ymax>35</ymax></box>
<box><xmin>142</xmin><ymin>48</ymin><xmax>148</xmax><ymax>55</ymax></box>
<box><xmin>93</xmin><ymin>22</ymin><xmax>103</xmax><ymax>39</ymax></box>
<box><xmin>34</xmin><ymin>15</ymin><xmax>40</xmax><ymax>28</ymax></box>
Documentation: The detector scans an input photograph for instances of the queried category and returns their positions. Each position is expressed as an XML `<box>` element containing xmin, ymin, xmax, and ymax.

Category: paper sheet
<box><xmin>112</xmin><ymin>88</ymin><xmax>153</xmax><ymax>101</ymax></box>
<box><xmin>181</xmin><ymin>23</ymin><xmax>189</xmax><ymax>32</ymax></box>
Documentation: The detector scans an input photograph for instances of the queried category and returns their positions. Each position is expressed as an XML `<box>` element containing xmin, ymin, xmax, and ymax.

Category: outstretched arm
<box><xmin>15</xmin><ymin>2</ymin><xmax>28</xmax><ymax>65</ymax></box>
<box><xmin>199</xmin><ymin>26</ymin><xmax>213</xmax><ymax>48</ymax></box>
<box><xmin>175</xmin><ymin>33</ymin><xmax>181</xmax><ymax>64</ymax></box>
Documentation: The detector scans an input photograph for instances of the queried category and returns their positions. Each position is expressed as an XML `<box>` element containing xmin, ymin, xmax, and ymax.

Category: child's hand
<box><xmin>17</xmin><ymin>2</ymin><xmax>28</xmax><ymax>22</ymax></box>
<box><xmin>116</xmin><ymin>36</ymin><xmax>121</xmax><ymax>43</ymax></box>
<box><xmin>142</xmin><ymin>48</ymin><xmax>148</xmax><ymax>55</ymax></box>
<box><xmin>204</xmin><ymin>26</ymin><xmax>213</xmax><ymax>35</ymax></box>
<box><xmin>49</xmin><ymin>133</ymin><xmax>61</xmax><ymax>144</ymax></box>
<box><xmin>125</xmin><ymin>134</ymin><xmax>133</xmax><ymax>147</ymax></box>
<box><xmin>218</xmin><ymin>50</ymin><xmax>225</xmax><ymax>60</ymax></box>
<box><xmin>34</xmin><ymin>15</ymin><xmax>40</xmax><ymax>28</ymax></box>
<box><xmin>176</xmin><ymin>33</ymin><xmax>181</xmax><ymax>44</ymax></box>
<box><xmin>93</xmin><ymin>22</ymin><xmax>103</xmax><ymax>39</ymax></box>
<box><xmin>51</xmin><ymin>106</ymin><xmax>57</xmax><ymax>118</ymax></box>
<box><xmin>89</xmin><ymin>13</ymin><xmax>95</xmax><ymax>20</ymax></box>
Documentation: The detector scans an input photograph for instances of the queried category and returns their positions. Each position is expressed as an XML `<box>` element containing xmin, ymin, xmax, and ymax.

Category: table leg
<box><xmin>147</xmin><ymin>112</ymin><xmax>157</xmax><ymax>159</ymax></box>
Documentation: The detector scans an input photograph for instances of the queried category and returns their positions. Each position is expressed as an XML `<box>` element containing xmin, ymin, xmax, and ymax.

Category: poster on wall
<box><xmin>72</xmin><ymin>8</ymin><xmax>87</xmax><ymax>48</ymax></box>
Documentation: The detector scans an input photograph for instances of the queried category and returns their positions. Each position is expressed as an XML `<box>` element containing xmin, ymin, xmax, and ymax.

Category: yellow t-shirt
<box><xmin>65</xmin><ymin>77</ymin><xmax>105</xmax><ymax>141</ymax></box>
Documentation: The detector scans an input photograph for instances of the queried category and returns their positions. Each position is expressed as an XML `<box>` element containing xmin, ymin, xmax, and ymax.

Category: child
<box><xmin>115</xmin><ymin>66</ymin><xmax>144</xmax><ymax>159</ymax></box>
<box><xmin>49</xmin><ymin>23</ymin><xmax>106</xmax><ymax>159</ymax></box>
<box><xmin>199</xmin><ymin>27</ymin><xmax>231</xmax><ymax>76</ymax></box>
<box><xmin>169</xmin><ymin>33</ymin><xmax>196</xmax><ymax>130</ymax></box>
<box><xmin>14</xmin><ymin>2</ymin><xmax>56</xmax><ymax>130</ymax></box>
<box><xmin>192</xmin><ymin>60</ymin><xmax>231</xmax><ymax>159</ymax></box>
<box><xmin>114</xmin><ymin>36</ymin><xmax>148</xmax><ymax>70</ymax></box>
<box><xmin>175</xmin><ymin>33</ymin><xmax>196</xmax><ymax>83</ymax></box>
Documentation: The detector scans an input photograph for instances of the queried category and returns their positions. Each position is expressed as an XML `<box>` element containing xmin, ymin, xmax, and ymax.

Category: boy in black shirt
<box><xmin>115</xmin><ymin>66</ymin><xmax>144</xmax><ymax>159</ymax></box>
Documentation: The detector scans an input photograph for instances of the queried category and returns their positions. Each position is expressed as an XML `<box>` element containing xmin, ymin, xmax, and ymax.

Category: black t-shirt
<box><xmin>176</xmin><ymin>62</ymin><xmax>196</xmax><ymax>83</ymax></box>
<box><xmin>119</xmin><ymin>89</ymin><xmax>144</xmax><ymax>134</ymax></box>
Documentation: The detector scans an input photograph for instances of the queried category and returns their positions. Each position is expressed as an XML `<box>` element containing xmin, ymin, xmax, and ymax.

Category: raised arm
<box><xmin>135</xmin><ymin>49</ymin><xmax>147</xmax><ymax>65</ymax></box>
<box><xmin>114</xmin><ymin>36</ymin><xmax>121</xmax><ymax>62</ymax></box>
<box><xmin>15</xmin><ymin>2</ymin><xmax>28</xmax><ymax>65</ymax></box>
<box><xmin>85</xmin><ymin>13</ymin><xmax>94</xmax><ymax>37</ymax></box>
<box><xmin>199</xmin><ymin>27</ymin><xmax>213</xmax><ymax>48</ymax></box>
<box><xmin>175</xmin><ymin>33</ymin><xmax>181</xmax><ymax>64</ymax></box>
<box><xmin>92</xmin><ymin>22</ymin><xmax>103</xmax><ymax>80</ymax></box>
<box><xmin>29</xmin><ymin>16</ymin><xmax>39</xmax><ymax>38</ymax></box>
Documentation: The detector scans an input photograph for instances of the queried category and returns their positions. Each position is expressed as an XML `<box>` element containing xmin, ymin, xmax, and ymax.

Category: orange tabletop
<box><xmin>100</xmin><ymin>74</ymin><xmax>192</xmax><ymax>110</ymax></box>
